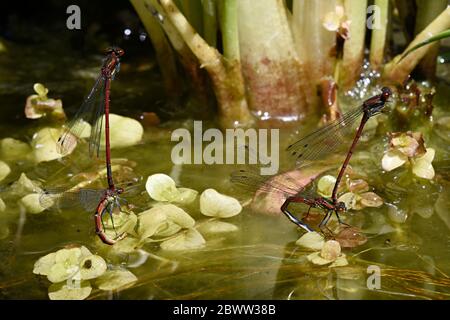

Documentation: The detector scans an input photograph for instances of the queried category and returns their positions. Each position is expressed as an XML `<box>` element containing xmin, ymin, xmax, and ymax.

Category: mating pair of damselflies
<box><xmin>232</xmin><ymin>87</ymin><xmax>392</xmax><ymax>234</ymax></box>
<box><xmin>40</xmin><ymin>47</ymin><xmax>128</xmax><ymax>245</ymax></box>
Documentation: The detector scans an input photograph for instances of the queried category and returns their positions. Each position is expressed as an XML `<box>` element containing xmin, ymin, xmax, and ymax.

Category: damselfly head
<box><xmin>336</xmin><ymin>202</ymin><xmax>346</xmax><ymax>212</ymax></box>
<box><xmin>381</xmin><ymin>87</ymin><xmax>392</xmax><ymax>102</ymax></box>
<box><xmin>116</xmin><ymin>187</ymin><xmax>124</xmax><ymax>194</ymax></box>
<box><xmin>107</xmin><ymin>47</ymin><xmax>125</xmax><ymax>57</ymax></box>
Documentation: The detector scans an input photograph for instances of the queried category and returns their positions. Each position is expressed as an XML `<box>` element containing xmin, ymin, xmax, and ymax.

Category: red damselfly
<box><xmin>231</xmin><ymin>169</ymin><xmax>346</xmax><ymax>233</ymax></box>
<box><xmin>288</xmin><ymin>87</ymin><xmax>392</xmax><ymax>205</ymax></box>
<box><xmin>39</xmin><ymin>184</ymin><xmax>132</xmax><ymax>245</ymax></box>
<box><xmin>46</xmin><ymin>47</ymin><xmax>126</xmax><ymax>244</ymax></box>
<box><xmin>57</xmin><ymin>47</ymin><xmax>124</xmax><ymax>191</ymax></box>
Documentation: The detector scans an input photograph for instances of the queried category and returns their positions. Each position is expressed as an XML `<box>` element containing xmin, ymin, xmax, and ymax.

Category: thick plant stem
<box><xmin>413</xmin><ymin>0</ymin><xmax>448</xmax><ymax>78</ymax></box>
<box><xmin>238</xmin><ymin>0</ymin><xmax>308</xmax><ymax>125</ymax></box>
<box><xmin>384</xmin><ymin>6</ymin><xmax>450</xmax><ymax>84</ymax></box>
<box><xmin>146</xmin><ymin>0</ymin><xmax>210</xmax><ymax>107</ymax></box>
<box><xmin>130</xmin><ymin>0</ymin><xmax>181</xmax><ymax>97</ymax></box>
<box><xmin>202</xmin><ymin>0</ymin><xmax>217</xmax><ymax>47</ymax></box>
<box><xmin>369</xmin><ymin>0</ymin><xmax>389</xmax><ymax>70</ymax></box>
<box><xmin>217</xmin><ymin>0</ymin><xmax>239</xmax><ymax>60</ymax></box>
<box><xmin>158</xmin><ymin>0</ymin><xmax>253</xmax><ymax>128</ymax></box>
<box><xmin>339</xmin><ymin>0</ymin><xmax>368</xmax><ymax>90</ymax></box>
<box><xmin>292</xmin><ymin>0</ymin><xmax>336</xmax><ymax>111</ymax></box>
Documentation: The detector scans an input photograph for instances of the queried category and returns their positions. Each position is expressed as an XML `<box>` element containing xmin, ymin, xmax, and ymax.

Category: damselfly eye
<box><xmin>381</xmin><ymin>87</ymin><xmax>392</xmax><ymax>100</ymax></box>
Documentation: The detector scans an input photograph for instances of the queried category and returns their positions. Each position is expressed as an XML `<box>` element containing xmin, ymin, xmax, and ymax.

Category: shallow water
<box><xmin>0</xmin><ymin>45</ymin><xmax>450</xmax><ymax>300</ymax></box>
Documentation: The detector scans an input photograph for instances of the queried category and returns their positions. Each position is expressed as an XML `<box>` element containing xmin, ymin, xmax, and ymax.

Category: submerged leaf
<box><xmin>0</xmin><ymin>160</ymin><xmax>11</xmax><ymax>182</ymax></box>
<box><xmin>0</xmin><ymin>138</ymin><xmax>31</xmax><ymax>161</ymax></box>
<box><xmin>19</xmin><ymin>193</ymin><xmax>46</xmax><ymax>214</ymax></box>
<box><xmin>100</xmin><ymin>114</ymin><xmax>144</xmax><ymax>149</ymax></box>
<box><xmin>31</xmin><ymin>127</ymin><xmax>65</xmax><ymax>162</ymax></box>
<box><xmin>200</xmin><ymin>189</ymin><xmax>242</xmax><ymax>218</ymax></box>
<box><xmin>196</xmin><ymin>220</ymin><xmax>238</xmax><ymax>234</ymax></box>
<box><xmin>172</xmin><ymin>187</ymin><xmax>198</xmax><ymax>204</ymax></box>
<box><xmin>48</xmin><ymin>281</ymin><xmax>92</xmax><ymax>300</ymax></box>
<box><xmin>95</xmin><ymin>269</ymin><xmax>138</xmax><ymax>291</ymax></box>
<box><xmin>160</xmin><ymin>228</ymin><xmax>206</xmax><ymax>251</ymax></box>
<box><xmin>9</xmin><ymin>173</ymin><xmax>42</xmax><ymax>197</ymax></box>
<box><xmin>296</xmin><ymin>231</ymin><xmax>325</xmax><ymax>250</ymax></box>
<box><xmin>0</xmin><ymin>197</ymin><xmax>5</xmax><ymax>212</ymax></box>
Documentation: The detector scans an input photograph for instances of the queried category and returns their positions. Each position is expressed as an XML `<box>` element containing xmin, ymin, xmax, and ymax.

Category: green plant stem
<box><xmin>158</xmin><ymin>0</ymin><xmax>254</xmax><ymax>128</ymax></box>
<box><xmin>413</xmin><ymin>0</ymin><xmax>448</xmax><ymax>78</ymax></box>
<box><xmin>217</xmin><ymin>0</ymin><xmax>239</xmax><ymax>60</ymax></box>
<box><xmin>178</xmin><ymin>0</ymin><xmax>204</xmax><ymax>36</ymax></box>
<box><xmin>202</xmin><ymin>0</ymin><xmax>217</xmax><ymax>47</ymax></box>
<box><xmin>339</xmin><ymin>0</ymin><xmax>368</xmax><ymax>90</ymax></box>
<box><xmin>384</xmin><ymin>6</ymin><xmax>450</xmax><ymax>84</ymax></box>
<box><xmin>369</xmin><ymin>0</ymin><xmax>389</xmax><ymax>70</ymax></box>
<box><xmin>129</xmin><ymin>0</ymin><xmax>181</xmax><ymax>96</ymax></box>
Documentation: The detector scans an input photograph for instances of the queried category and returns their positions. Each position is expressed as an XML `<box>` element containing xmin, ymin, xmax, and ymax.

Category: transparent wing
<box><xmin>56</xmin><ymin>75</ymin><xmax>105</xmax><ymax>156</ymax></box>
<box><xmin>89</xmin><ymin>79</ymin><xmax>106</xmax><ymax>158</ymax></box>
<box><xmin>230</xmin><ymin>144</ymin><xmax>317</xmax><ymax>199</ymax></box>
<box><xmin>287</xmin><ymin>105</ymin><xmax>364</xmax><ymax>166</ymax></box>
<box><xmin>39</xmin><ymin>187</ymin><xmax>106</xmax><ymax>212</ymax></box>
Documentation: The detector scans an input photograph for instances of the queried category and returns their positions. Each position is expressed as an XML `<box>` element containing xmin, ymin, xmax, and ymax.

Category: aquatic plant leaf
<box><xmin>317</xmin><ymin>175</ymin><xmax>336</xmax><ymax>198</ymax></box>
<box><xmin>196</xmin><ymin>220</ymin><xmax>238</xmax><ymax>235</ymax></box>
<box><xmin>0</xmin><ymin>138</ymin><xmax>31</xmax><ymax>161</ymax></box>
<box><xmin>338</xmin><ymin>192</ymin><xmax>358</xmax><ymax>210</ymax></box>
<box><xmin>172</xmin><ymin>187</ymin><xmax>198</xmax><ymax>204</ymax></box>
<box><xmin>146</xmin><ymin>173</ymin><xmax>180</xmax><ymax>202</ymax></box>
<box><xmin>162</xmin><ymin>204</ymin><xmax>195</xmax><ymax>228</ymax></box>
<box><xmin>307</xmin><ymin>252</ymin><xmax>332</xmax><ymax>265</ymax></box>
<box><xmin>31</xmin><ymin>127</ymin><xmax>66</xmax><ymax>162</ymax></box>
<box><xmin>79</xmin><ymin>255</ymin><xmax>107</xmax><ymax>280</ymax></box>
<box><xmin>33</xmin><ymin>252</ymin><xmax>57</xmax><ymax>276</ymax></box>
<box><xmin>382</xmin><ymin>150</ymin><xmax>407</xmax><ymax>171</ymax></box>
<box><xmin>412</xmin><ymin>148</ymin><xmax>435</xmax><ymax>179</ymax></box>
<box><xmin>34</xmin><ymin>83</ymin><xmax>48</xmax><ymax>97</ymax></box>
<box><xmin>47</xmin><ymin>248</ymin><xmax>83</xmax><ymax>283</ymax></box>
<box><xmin>8</xmin><ymin>173</ymin><xmax>42</xmax><ymax>197</ymax></box>
<box><xmin>399</xmin><ymin>29</ymin><xmax>450</xmax><ymax>62</ymax></box>
<box><xmin>295</xmin><ymin>232</ymin><xmax>325</xmax><ymax>250</ymax></box>
<box><xmin>334</xmin><ymin>227</ymin><xmax>367</xmax><ymax>248</ymax></box>
<box><xmin>19</xmin><ymin>193</ymin><xmax>46</xmax><ymax>214</ymax></box>
<box><xmin>137</xmin><ymin>208</ymin><xmax>168</xmax><ymax>239</ymax></box>
<box><xmin>154</xmin><ymin>220</ymin><xmax>182</xmax><ymax>238</ymax></box>
<box><xmin>95</xmin><ymin>269</ymin><xmax>138</xmax><ymax>291</ymax></box>
<box><xmin>387</xmin><ymin>203</ymin><xmax>408</xmax><ymax>224</ymax></box>
<box><xmin>200</xmin><ymin>189</ymin><xmax>242</xmax><ymax>218</ymax></box>
<box><xmin>48</xmin><ymin>281</ymin><xmax>92</xmax><ymax>300</ymax></box>
<box><xmin>105</xmin><ymin>236</ymin><xmax>141</xmax><ymax>254</ymax></box>
<box><xmin>100</xmin><ymin>114</ymin><xmax>144</xmax><ymax>149</ymax></box>
<box><xmin>360</xmin><ymin>192</ymin><xmax>383</xmax><ymax>208</ymax></box>
<box><xmin>0</xmin><ymin>160</ymin><xmax>11</xmax><ymax>182</ymax></box>
<box><xmin>160</xmin><ymin>228</ymin><xmax>206</xmax><ymax>251</ymax></box>
<box><xmin>329</xmin><ymin>255</ymin><xmax>349</xmax><ymax>268</ymax></box>
<box><xmin>321</xmin><ymin>240</ymin><xmax>341</xmax><ymax>261</ymax></box>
